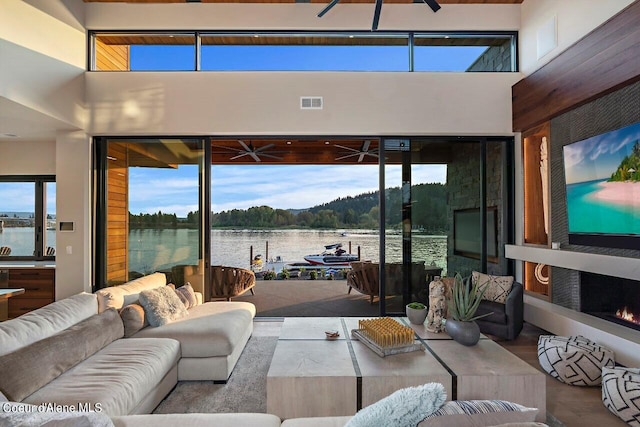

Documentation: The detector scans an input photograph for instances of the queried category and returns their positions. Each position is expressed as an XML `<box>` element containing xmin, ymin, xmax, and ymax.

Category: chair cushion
<box><xmin>537</xmin><ymin>335</ymin><xmax>614</xmax><ymax>386</ymax></box>
<box><xmin>472</xmin><ymin>271</ymin><xmax>514</xmax><ymax>304</ymax></box>
<box><xmin>602</xmin><ymin>367</ymin><xmax>640</xmax><ymax>425</ymax></box>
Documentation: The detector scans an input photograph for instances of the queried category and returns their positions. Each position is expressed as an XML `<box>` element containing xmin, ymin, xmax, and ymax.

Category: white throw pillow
<box><xmin>472</xmin><ymin>271</ymin><xmax>514</xmax><ymax>304</ymax></box>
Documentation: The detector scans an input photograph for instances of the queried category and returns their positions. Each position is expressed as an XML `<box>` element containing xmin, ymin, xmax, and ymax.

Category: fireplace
<box><xmin>580</xmin><ymin>272</ymin><xmax>640</xmax><ymax>331</ymax></box>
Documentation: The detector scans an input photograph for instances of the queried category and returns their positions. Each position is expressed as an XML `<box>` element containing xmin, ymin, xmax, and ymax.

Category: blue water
<box><xmin>566</xmin><ymin>179</ymin><xmax>640</xmax><ymax>234</ymax></box>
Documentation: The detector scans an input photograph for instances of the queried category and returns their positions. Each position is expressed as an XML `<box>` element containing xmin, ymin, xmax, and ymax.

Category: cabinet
<box><xmin>6</xmin><ymin>268</ymin><xmax>55</xmax><ymax>318</ymax></box>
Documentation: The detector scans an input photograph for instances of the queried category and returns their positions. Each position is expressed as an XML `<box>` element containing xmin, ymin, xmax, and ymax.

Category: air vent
<box><xmin>300</xmin><ymin>96</ymin><xmax>323</xmax><ymax>110</ymax></box>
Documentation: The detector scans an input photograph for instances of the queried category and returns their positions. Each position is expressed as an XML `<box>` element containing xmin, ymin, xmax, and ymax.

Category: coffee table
<box><xmin>267</xmin><ymin>317</ymin><xmax>545</xmax><ymax>421</ymax></box>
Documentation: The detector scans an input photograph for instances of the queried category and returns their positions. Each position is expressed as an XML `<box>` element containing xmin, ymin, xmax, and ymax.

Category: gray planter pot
<box><xmin>444</xmin><ymin>319</ymin><xmax>480</xmax><ymax>346</ymax></box>
<box><xmin>406</xmin><ymin>305</ymin><xmax>428</xmax><ymax>325</ymax></box>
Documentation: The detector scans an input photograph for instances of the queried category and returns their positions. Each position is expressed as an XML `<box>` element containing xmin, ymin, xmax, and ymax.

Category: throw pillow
<box><xmin>419</xmin><ymin>400</ymin><xmax>538</xmax><ymax>427</ymax></box>
<box><xmin>601</xmin><ymin>366</ymin><xmax>640</xmax><ymax>425</ymax></box>
<box><xmin>472</xmin><ymin>271</ymin><xmax>514</xmax><ymax>304</ymax></box>
<box><xmin>345</xmin><ymin>382</ymin><xmax>446</xmax><ymax>427</ymax></box>
<box><xmin>175</xmin><ymin>283</ymin><xmax>198</xmax><ymax>309</ymax></box>
<box><xmin>138</xmin><ymin>286</ymin><xmax>189</xmax><ymax>327</ymax></box>
<box><xmin>119</xmin><ymin>303</ymin><xmax>148</xmax><ymax>337</ymax></box>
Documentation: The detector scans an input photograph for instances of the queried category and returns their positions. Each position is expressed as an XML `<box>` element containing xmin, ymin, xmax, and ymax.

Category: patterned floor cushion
<box><xmin>537</xmin><ymin>335</ymin><xmax>614</xmax><ymax>386</ymax></box>
<box><xmin>602</xmin><ymin>367</ymin><xmax>640</xmax><ymax>426</ymax></box>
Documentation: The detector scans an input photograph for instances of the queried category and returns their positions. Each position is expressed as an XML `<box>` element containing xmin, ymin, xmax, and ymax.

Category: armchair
<box><xmin>210</xmin><ymin>265</ymin><xmax>256</xmax><ymax>301</ymax></box>
<box><xmin>474</xmin><ymin>281</ymin><xmax>524</xmax><ymax>340</ymax></box>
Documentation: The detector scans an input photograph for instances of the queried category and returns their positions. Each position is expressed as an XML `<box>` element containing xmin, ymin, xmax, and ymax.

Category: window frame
<box><xmin>0</xmin><ymin>175</ymin><xmax>56</xmax><ymax>261</ymax></box>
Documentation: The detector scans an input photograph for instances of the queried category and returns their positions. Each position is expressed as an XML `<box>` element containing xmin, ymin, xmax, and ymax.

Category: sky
<box><xmin>128</xmin><ymin>164</ymin><xmax>447</xmax><ymax>217</ymax></box>
<box><xmin>0</xmin><ymin>182</ymin><xmax>57</xmax><ymax>216</ymax></box>
<box><xmin>563</xmin><ymin>122</ymin><xmax>640</xmax><ymax>184</ymax></box>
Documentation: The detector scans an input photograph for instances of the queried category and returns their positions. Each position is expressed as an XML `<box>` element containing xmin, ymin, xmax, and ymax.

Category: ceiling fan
<box><xmin>318</xmin><ymin>0</ymin><xmax>441</xmax><ymax>31</ymax></box>
<box><xmin>335</xmin><ymin>140</ymin><xmax>379</xmax><ymax>163</ymax></box>
<box><xmin>211</xmin><ymin>140</ymin><xmax>285</xmax><ymax>162</ymax></box>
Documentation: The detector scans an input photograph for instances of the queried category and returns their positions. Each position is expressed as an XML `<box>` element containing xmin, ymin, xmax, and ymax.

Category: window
<box><xmin>0</xmin><ymin>176</ymin><xmax>56</xmax><ymax>259</ymax></box>
<box><xmin>90</xmin><ymin>31</ymin><xmax>518</xmax><ymax>72</ymax></box>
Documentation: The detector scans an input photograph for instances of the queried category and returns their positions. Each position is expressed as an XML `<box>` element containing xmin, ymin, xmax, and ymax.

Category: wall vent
<box><xmin>300</xmin><ymin>96</ymin><xmax>323</xmax><ymax>110</ymax></box>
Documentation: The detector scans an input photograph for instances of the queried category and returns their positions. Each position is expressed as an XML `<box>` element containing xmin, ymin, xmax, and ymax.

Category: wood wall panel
<box><xmin>512</xmin><ymin>1</ymin><xmax>640</xmax><ymax>132</ymax></box>
<box><xmin>106</xmin><ymin>144</ymin><xmax>129</xmax><ymax>285</ymax></box>
<box><xmin>96</xmin><ymin>39</ymin><xmax>129</xmax><ymax>71</ymax></box>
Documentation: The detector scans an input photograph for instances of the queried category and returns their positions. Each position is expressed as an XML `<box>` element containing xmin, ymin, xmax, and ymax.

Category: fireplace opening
<box><xmin>580</xmin><ymin>272</ymin><xmax>640</xmax><ymax>332</ymax></box>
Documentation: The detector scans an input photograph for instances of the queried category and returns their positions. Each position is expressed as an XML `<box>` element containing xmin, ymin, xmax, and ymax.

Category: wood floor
<box><xmin>253</xmin><ymin>320</ymin><xmax>627</xmax><ymax>427</ymax></box>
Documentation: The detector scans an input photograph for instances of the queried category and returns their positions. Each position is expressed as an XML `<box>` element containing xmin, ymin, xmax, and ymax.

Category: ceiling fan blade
<box><xmin>230</xmin><ymin>152</ymin><xmax>252</xmax><ymax>160</ymax></box>
<box><xmin>318</xmin><ymin>0</ymin><xmax>341</xmax><ymax>18</ymax></box>
<box><xmin>254</xmin><ymin>143</ymin><xmax>276</xmax><ymax>153</ymax></box>
<box><xmin>358</xmin><ymin>152</ymin><xmax>366</xmax><ymax>163</ymax></box>
<box><xmin>372</xmin><ymin>0</ymin><xmax>383</xmax><ymax>31</ymax></box>
<box><xmin>258</xmin><ymin>153</ymin><xmax>283</xmax><ymax>160</ymax></box>
<box><xmin>237</xmin><ymin>140</ymin><xmax>251</xmax><ymax>152</ymax></box>
<box><xmin>334</xmin><ymin>144</ymin><xmax>360</xmax><ymax>153</ymax></box>
<box><xmin>335</xmin><ymin>152</ymin><xmax>362</xmax><ymax>161</ymax></box>
<box><xmin>421</xmin><ymin>0</ymin><xmax>441</xmax><ymax>13</ymax></box>
<box><xmin>211</xmin><ymin>144</ymin><xmax>243</xmax><ymax>153</ymax></box>
<box><xmin>362</xmin><ymin>140</ymin><xmax>371</xmax><ymax>152</ymax></box>
<box><xmin>249</xmin><ymin>152</ymin><xmax>262</xmax><ymax>162</ymax></box>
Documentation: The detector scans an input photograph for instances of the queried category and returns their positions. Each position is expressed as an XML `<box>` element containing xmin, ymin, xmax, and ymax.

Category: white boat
<box><xmin>303</xmin><ymin>243</ymin><xmax>359</xmax><ymax>266</ymax></box>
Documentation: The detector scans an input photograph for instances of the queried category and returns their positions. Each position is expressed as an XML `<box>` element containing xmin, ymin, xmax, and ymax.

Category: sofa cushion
<box><xmin>112</xmin><ymin>413</ymin><xmax>281</xmax><ymax>427</ymax></box>
<box><xmin>139</xmin><ymin>286</ymin><xmax>189</xmax><ymax>327</ymax></box>
<box><xmin>120</xmin><ymin>303</ymin><xmax>148</xmax><ymax>338</ymax></box>
<box><xmin>281</xmin><ymin>416</ymin><xmax>353</xmax><ymax>427</ymax></box>
<box><xmin>132</xmin><ymin>301</ymin><xmax>255</xmax><ymax>357</ymax></box>
<box><xmin>0</xmin><ymin>292</ymin><xmax>98</xmax><ymax>356</ymax></box>
<box><xmin>175</xmin><ymin>283</ymin><xmax>198</xmax><ymax>309</ymax></box>
<box><xmin>419</xmin><ymin>400</ymin><xmax>538</xmax><ymax>426</ymax></box>
<box><xmin>475</xmin><ymin>300</ymin><xmax>507</xmax><ymax>324</ymax></box>
<box><xmin>96</xmin><ymin>273</ymin><xmax>167</xmax><ymax>313</ymax></box>
<box><xmin>473</xmin><ymin>271</ymin><xmax>514</xmax><ymax>304</ymax></box>
<box><xmin>0</xmin><ymin>402</ymin><xmax>114</xmax><ymax>427</ymax></box>
<box><xmin>0</xmin><ymin>308</ymin><xmax>124</xmax><ymax>402</ymax></box>
<box><xmin>23</xmin><ymin>337</ymin><xmax>180</xmax><ymax>416</ymax></box>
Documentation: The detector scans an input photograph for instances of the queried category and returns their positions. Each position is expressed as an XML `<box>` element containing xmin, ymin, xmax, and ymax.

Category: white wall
<box><xmin>86</xmin><ymin>72</ymin><xmax>522</xmax><ymax>137</ymax></box>
<box><xmin>0</xmin><ymin>140</ymin><xmax>55</xmax><ymax>175</ymax></box>
<box><xmin>85</xmin><ymin>3</ymin><xmax>520</xmax><ymax>32</ymax></box>
<box><xmin>55</xmin><ymin>131</ymin><xmax>92</xmax><ymax>299</ymax></box>
<box><xmin>519</xmin><ymin>0</ymin><xmax>635</xmax><ymax>76</ymax></box>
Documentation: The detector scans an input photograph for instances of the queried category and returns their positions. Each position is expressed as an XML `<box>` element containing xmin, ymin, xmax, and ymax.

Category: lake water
<box><xmin>2</xmin><ymin>228</ymin><xmax>447</xmax><ymax>275</ymax></box>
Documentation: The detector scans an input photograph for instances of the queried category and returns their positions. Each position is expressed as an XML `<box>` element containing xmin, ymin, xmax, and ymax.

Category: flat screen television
<box><xmin>562</xmin><ymin>121</ymin><xmax>640</xmax><ymax>250</ymax></box>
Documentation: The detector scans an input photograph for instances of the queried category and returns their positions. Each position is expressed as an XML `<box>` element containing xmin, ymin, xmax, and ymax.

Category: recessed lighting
<box><xmin>444</xmin><ymin>36</ymin><xmax>450</xmax><ymax>39</ymax></box>
<box><xmin>107</xmin><ymin>156</ymin><xmax>117</xmax><ymax>161</ymax></box>
<box><xmin>286</xmin><ymin>141</ymin><xmax>292</xmax><ymax>145</ymax></box>
<box><xmin>254</xmin><ymin>35</ymin><xmax>260</xmax><ymax>38</ymax></box>
<box><xmin>349</xmin><ymin>35</ymin><xmax>355</xmax><ymax>39</ymax></box>
<box><xmin>324</xmin><ymin>141</ymin><xmax>330</xmax><ymax>145</ymax></box>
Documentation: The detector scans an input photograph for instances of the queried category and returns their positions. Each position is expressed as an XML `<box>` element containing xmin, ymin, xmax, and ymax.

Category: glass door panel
<box><xmin>102</xmin><ymin>138</ymin><xmax>206</xmax><ymax>295</ymax></box>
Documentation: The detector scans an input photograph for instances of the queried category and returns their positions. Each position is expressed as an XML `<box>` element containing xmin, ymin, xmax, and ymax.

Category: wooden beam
<box><xmin>512</xmin><ymin>1</ymin><xmax>640</xmax><ymax>132</ymax></box>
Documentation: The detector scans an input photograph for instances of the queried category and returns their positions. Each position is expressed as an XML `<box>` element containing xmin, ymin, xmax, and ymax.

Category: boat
<box><xmin>303</xmin><ymin>243</ymin><xmax>359</xmax><ymax>266</ymax></box>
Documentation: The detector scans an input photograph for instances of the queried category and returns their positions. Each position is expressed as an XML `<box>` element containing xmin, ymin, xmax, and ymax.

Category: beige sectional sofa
<box><xmin>95</xmin><ymin>272</ymin><xmax>255</xmax><ymax>381</ymax></box>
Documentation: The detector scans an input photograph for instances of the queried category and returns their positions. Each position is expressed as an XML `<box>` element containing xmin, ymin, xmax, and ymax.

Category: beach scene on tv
<box><xmin>563</xmin><ymin>121</ymin><xmax>640</xmax><ymax>235</ymax></box>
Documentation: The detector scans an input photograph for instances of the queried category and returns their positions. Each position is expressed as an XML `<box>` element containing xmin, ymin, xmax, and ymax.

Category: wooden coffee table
<box><xmin>267</xmin><ymin>317</ymin><xmax>545</xmax><ymax>421</ymax></box>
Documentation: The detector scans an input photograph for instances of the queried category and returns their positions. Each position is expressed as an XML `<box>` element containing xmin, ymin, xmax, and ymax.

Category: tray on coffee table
<box><xmin>351</xmin><ymin>329</ymin><xmax>424</xmax><ymax>357</ymax></box>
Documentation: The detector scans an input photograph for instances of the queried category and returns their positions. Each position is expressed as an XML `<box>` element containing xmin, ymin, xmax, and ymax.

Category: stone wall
<box><xmin>446</xmin><ymin>141</ymin><xmax>507</xmax><ymax>277</ymax></box>
<box><xmin>549</xmin><ymin>80</ymin><xmax>640</xmax><ymax>310</ymax></box>
<box><xmin>467</xmin><ymin>40</ymin><xmax>512</xmax><ymax>72</ymax></box>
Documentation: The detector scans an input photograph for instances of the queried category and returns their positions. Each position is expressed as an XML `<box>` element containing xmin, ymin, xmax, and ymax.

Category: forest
<box><xmin>129</xmin><ymin>183</ymin><xmax>448</xmax><ymax>232</ymax></box>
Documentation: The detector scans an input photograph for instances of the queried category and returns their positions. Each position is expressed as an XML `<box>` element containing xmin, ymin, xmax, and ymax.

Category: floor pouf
<box><xmin>537</xmin><ymin>335</ymin><xmax>614</xmax><ymax>386</ymax></box>
<box><xmin>602</xmin><ymin>367</ymin><xmax>640</xmax><ymax>426</ymax></box>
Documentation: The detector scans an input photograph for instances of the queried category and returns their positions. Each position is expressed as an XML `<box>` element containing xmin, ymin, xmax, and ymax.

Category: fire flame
<box><xmin>616</xmin><ymin>307</ymin><xmax>639</xmax><ymax>325</ymax></box>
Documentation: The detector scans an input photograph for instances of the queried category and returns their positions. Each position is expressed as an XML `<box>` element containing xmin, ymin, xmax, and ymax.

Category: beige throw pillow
<box><xmin>175</xmin><ymin>283</ymin><xmax>198</xmax><ymax>309</ymax></box>
<box><xmin>119</xmin><ymin>303</ymin><xmax>148</xmax><ymax>337</ymax></box>
<box><xmin>138</xmin><ymin>286</ymin><xmax>189</xmax><ymax>327</ymax></box>
<box><xmin>472</xmin><ymin>271</ymin><xmax>514</xmax><ymax>304</ymax></box>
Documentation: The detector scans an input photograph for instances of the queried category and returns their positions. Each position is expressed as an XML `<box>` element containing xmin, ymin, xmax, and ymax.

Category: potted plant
<box><xmin>263</xmin><ymin>270</ymin><xmax>276</xmax><ymax>281</ymax></box>
<box><xmin>277</xmin><ymin>268</ymin><xmax>290</xmax><ymax>280</ymax></box>
<box><xmin>445</xmin><ymin>273</ymin><xmax>492</xmax><ymax>346</ymax></box>
<box><xmin>309</xmin><ymin>270</ymin><xmax>317</xmax><ymax>280</ymax></box>
<box><xmin>406</xmin><ymin>302</ymin><xmax>428</xmax><ymax>325</ymax></box>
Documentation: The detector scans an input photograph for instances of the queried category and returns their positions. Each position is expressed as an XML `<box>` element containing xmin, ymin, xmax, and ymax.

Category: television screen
<box><xmin>563</xmin><ymin>121</ymin><xmax>640</xmax><ymax>249</ymax></box>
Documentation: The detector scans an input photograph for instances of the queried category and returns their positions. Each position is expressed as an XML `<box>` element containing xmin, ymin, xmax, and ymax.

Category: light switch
<box><xmin>66</xmin><ymin>246</ymin><xmax>72</xmax><ymax>255</ymax></box>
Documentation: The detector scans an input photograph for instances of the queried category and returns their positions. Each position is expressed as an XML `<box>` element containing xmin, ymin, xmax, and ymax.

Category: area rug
<box><xmin>153</xmin><ymin>336</ymin><xmax>277</xmax><ymax>414</ymax></box>
<box><xmin>154</xmin><ymin>334</ymin><xmax>565</xmax><ymax>426</ymax></box>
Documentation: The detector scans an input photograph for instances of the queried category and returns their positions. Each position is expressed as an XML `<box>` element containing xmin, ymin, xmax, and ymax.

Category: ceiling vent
<box><xmin>300</xmin><ymin>97</ymin><xmax>323</xmax><ymax>110</ymax></box>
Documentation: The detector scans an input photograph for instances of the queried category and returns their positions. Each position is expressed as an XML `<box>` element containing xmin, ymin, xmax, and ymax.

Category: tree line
<box><xmin>129</xmin><ymin>183</ymin><xmax>448</xmax><ymax>232</ymax></box>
